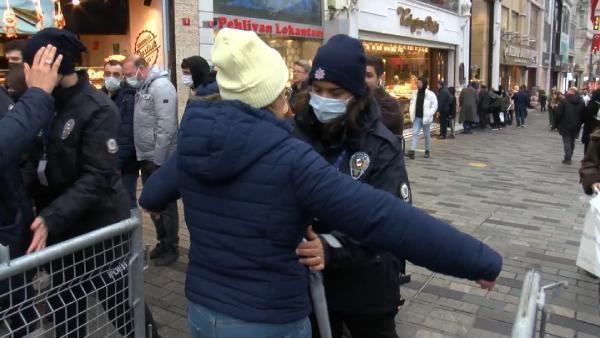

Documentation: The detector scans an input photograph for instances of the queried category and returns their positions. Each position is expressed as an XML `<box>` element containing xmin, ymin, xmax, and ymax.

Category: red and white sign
<box><xmin>182</xmin><ymin>17</ymin><xmax>191</xmax><ymax>26</ymax></box>
<box><xmin>209</xmin><ymin>16</ymin><xmax>323</xmax><ymax>39</ymax></box>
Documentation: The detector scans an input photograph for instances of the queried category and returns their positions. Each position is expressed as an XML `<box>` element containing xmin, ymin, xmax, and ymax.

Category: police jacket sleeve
<box><xmin>150</xmin><ymin>80</ymin><xmax>178</xmax><ymax>166</ymax></box>
<box><xmin>39</xmin><ymin>104</ymin><xmax>120</xmax><ymax>237</ymax></box>
<box><xmin>0</xmin><ymin>88</ymin><xmax>53</xmax><ymax>171</ymax></box>
<box><xmin>291</xmin><ymin>143</ymin><xmax>502</xmax><ymax>282</ymax></box>
<box><xmin>139</xmin><ymin>153</ymin><xmax>180</xmax><ymax>212</ymax></box>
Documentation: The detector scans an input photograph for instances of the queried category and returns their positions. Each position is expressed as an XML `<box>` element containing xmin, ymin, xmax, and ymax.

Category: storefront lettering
<box><xmin>397</xmin><ymin>7</ymin><xmax>439</xmax><ymax>34</ymax></box>
<box><xmin>135</xmin><ymin>30</ymin><xmax>160</xmax><ymax>65</ymax></box>
<box><xmin>502</xmin><ymin>44</ymin><xmax>537</xmax><ymax>65</ymax></box>
<box><xmin>215</xmin><ymin>17</ymin><xmax>323</xmax><ymax>38</ymax></box>
<box><xmin>363</xmin><ymin>41</ymin><xmax>429</xmax><ymax>56</ymax></box>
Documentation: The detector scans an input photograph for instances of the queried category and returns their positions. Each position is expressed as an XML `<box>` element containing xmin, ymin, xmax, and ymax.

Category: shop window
<box><xmin>264</xmin><ymin>38</ymin><xmax>321</xmax><ymax>82</ymax></box>
<box><xmin>501</xmin><ymin>7</ymin><xmax>509</xmax><ymax>32</ymax></box>
<box><xmin>511</xmin><ymin>11</ymin><xmax>519</xmax><ymax>33</ymax></box>
<box><xmin>416</xmin><ymin>0</ymin><xmax>459</xmax><ymax>13</ymax></box>
<box><xmin>569</xmin><ymin>23</ymin><xmax>576</xmax><ymax>48</ymax></box>
<box><xmin>562</xmin><ymin>7</ymin><xmax>570</xmax><ymax>34</ymax></box>
<box><xmin>530</xmin><ymin>7</ymin><xmax>538</xmax><ymax>39</ymax></box>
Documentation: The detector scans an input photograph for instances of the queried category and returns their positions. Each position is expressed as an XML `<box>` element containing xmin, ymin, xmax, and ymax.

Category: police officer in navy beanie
<box><xmin>20</xmin><ymin>28</ymin><xmax>161</xmax><ymax>338</ymax></box>
<box><xmin>292</xmin><ymin>34</ymin><xmax>414</xmax><ymax>338</ymax></box>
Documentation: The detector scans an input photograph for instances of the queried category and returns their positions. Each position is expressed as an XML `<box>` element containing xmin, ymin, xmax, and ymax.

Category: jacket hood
<box><xmin>178</xmin><ymin>99</ymin><xmax>292</xmax><ymax>181</ymax></box>
<box><xmin>144</xmin><ymin>66</ymin><xmax>170</xmax><ymax>86</ymax></box>
<box><xmin>195</xmin><ymin>80</ymin><xmax>219</xmax><ymax>96</ymax></box>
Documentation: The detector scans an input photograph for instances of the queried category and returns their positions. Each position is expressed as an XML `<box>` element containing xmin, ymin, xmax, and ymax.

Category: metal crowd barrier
<box><xmin>0</xmin><ymin>215</ymin><xmax>146</xmax><ymax>338</ymax></box>
<box><xmin>511</xmin><ymin>270</ymin><xmax>569</xmax><ymax>338</ymax></box>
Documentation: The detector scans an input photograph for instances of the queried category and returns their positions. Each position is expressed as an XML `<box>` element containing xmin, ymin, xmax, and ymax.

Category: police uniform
<box><xmin>294</xmin><ymin>99</ymin><xmax>412</xmax><ymax>338</ymax></box>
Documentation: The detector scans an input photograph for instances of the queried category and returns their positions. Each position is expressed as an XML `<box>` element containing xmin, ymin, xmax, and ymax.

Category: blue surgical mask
<box><xmin>309</xmin><ymin>92</ymin><xmax>351</xmax><ymax>123</ymax></box>
<box><xmin>104</xmin><ymin>77</ymin><xmax>121</xmax><ymax>92</ymax></box>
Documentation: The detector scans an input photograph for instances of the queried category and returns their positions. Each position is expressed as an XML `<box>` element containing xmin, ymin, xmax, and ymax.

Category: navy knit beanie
<box><xmin>23</xmin><ymin>28</ymin><xmax>86</xmax><ymax>75</ymax></box>
<box><xmin>309</xmin><ymin>34</ymin><xmax>366</xmax><ymax>97</ymax></box>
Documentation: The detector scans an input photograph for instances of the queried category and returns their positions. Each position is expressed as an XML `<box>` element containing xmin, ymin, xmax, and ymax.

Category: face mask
<box><xmin>182</xmin><ymin>75</ymin><xmax>194</xmax><ymax>88</ymax></box>
<box><xmin>126</xmin><ymin>69</ymin><xmax>141</xmax><ymax>88</ymax></box>
<box><xmin>104</xmin><ymin>77</ymin><xmax>121</xmax><ymax>92</ymax></box>
<box><xmin>309</xmin><ymin>92</ymin><xmax>350</xmax><ymax>123</ymax></box>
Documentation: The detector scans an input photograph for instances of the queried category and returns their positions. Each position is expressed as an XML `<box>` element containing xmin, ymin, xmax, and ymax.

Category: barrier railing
<box><xmin>511</xmin><ymin>269</ymin><xmax>568</xmax><ymax>338</ymax></box>
<box><xmin>0</xmin><ymin>216</ymin><xmax>146</xmax><ymax>338</ymax></box>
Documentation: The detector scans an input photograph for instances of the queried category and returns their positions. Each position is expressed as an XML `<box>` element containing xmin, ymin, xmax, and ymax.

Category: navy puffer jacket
<box><xmin>112</xmin><ymin>86</ymin><xmax>137</xmax><ymax>174</ymax></box>
<box><xmin>139</xmin><ymin>99</ymin><xmax>502</xmax><ymax>325</ymax></box>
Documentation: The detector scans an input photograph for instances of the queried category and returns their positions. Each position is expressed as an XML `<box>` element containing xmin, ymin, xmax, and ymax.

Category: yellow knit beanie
<box><xmin>212</xmin><ymin>28</ymin><xmax>289</xmax><ymax>109</ymax></box>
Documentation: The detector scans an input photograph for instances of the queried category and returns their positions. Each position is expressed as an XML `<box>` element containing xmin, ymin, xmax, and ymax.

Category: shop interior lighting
<box><xmin>72</xmin><ymin>0</ymin><xmax>80</xmax><ymax>5</ymax></box>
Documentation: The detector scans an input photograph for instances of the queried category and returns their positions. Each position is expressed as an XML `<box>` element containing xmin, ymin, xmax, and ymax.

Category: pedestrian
<box><xmin>181</xmin><ymin>55</ymin><xmax>218</xmax><ymax>97</ymax></box>
<box><xmin>0</xmin><ymin>44</ymin><xmax>62</xmax><ymax>338</ymax></box>
<box><xmin>513</xmin><ymin>85</ymin><xmax>529</xmax><ymax>128</ymax></box>
<box><xmin>549</xmin><ymin>88</ymin><xmax>561</xmax><ymax>130</ymax></box>
<box><xmin>448</xmin><ymin>86</ymin><xmax>457</xmax><ymax>138</ymax></box>
<box><xmin>290</xmin><ymin>34</ymin><xmax>412</xmax><ymax>338</ymax></box>
<box><xmin>489</xmin><ymin>87</ymin><xmax>505</xmax><ymax>130</ymax></box>
<box><xmin>539</xmin><ymin>89</ymin><xmax>547</xmax><ymax>112</ymax></box>
<box><xmin>553</xmin><ymin>87</ymin><xmax>585</xmax><ymax>165</ymax></box>
<box><xmin>436</xmin><ymin>80</ymin><xmax>452</xmax><ymax>139</ymax></box>
<box><xmin>581</xmin><ymin>89</ymin><xmax>600</xmax><ymax>154</ymax></box>
<box><xmin>366</xmin><ymin>55</ymin><xmax>404</xmax><ymax>134</ymax></box>
<box><xmin>139</xmin><ymin>28</ymin><xmax>502</xmax><ymax>338</ymax></box>
<box><xmin>408</xmin><ymin>77</ymin><xmax>437</xmax><ymax>159</ymax></box>
<box><xmin>21</xmin><ymin>28</ymin><xmax>157</xmax><ymax>338</ymax></box>
<box><xmin>102</xmin><ymin>59</ymin><xmax>139</xmax><ymax>210</ymax></box>
<box><xmin>289</xmin><ymin>60</ymin><xmax>311</xmax><ymax>109</ymax></box>
<box><xmin>582</xmin><ymin>88</ymin><xmax>591</xmax><ymax>107</ymax></box>
<box><xmin>123</xmin><ymin>54</ymin><xmax>180</xmax><ymax>266</ymax></box>
<box><xmin>459</xmin><ymin>82</ymin><xmax>478</xmax><ymax>134</ymax></box>
<box><xmin>580</xmin><ymin>129</ymin><xmax>600</xmax><ymax>195</ymax></box>
<box><xmin>4</xmin><ymin>39</ymin><xmax>25</xmax><ymax>67</ymax></box>
<box><xmin>478</xmin><ymin>84</ymin><xmax>491</xmax><ymax>130</ymax></box>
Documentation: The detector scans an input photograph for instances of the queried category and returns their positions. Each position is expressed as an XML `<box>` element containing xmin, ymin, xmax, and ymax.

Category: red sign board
<box><xmin>182</xmin><ymin>17</ymin><xmax>191</xmax><ymax>26</ymax></box>
<box><xmin>593</xmin><ymin>34</ymin><xmax>600</xmax><ymax>54</ymax></box>
<box><xmin>213</xmin><ymin>16</ymin><xmax>323</xmax><ymax>39</ymax></box>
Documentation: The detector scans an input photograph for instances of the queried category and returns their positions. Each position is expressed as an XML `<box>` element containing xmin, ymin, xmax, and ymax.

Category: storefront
<box><xmin>500</xmin><ymin>43</ymin><xmax>538</xmax><ymax>91</ymax></box>
<box><xmin>353</xmin><ymin>1</ymin><xmax>468</xmax><ymax>130</ymax></box>
<box><xmin>200</xmin><ymin>0</ymin><xmax>324</xmax><ymax>82</ymax></box>
<box><xmin>0</xmin><ymin>0</ymin><xmax>170</xmax><ymax>88</ymax></box>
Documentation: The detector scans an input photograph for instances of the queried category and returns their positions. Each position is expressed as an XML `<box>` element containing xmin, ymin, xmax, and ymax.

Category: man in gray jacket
<box><xmin>124</xmin><ymin>54</ymin><xmax>179</xmax><ymax>266</ymax></box>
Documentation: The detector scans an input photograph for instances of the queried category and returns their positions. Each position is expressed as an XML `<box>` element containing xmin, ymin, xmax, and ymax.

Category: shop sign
<box><xmin>213</xmin><ymin>0</ymin><xmax>322</xmax><ymax>27</ymax></box>
<box><xmin>501</xmin><ymin>43</ymin><xmax>537</xmax><ymax>67</ymax></box>
<box><xmin>362</xmin><ymin>41</ymin><xmax>429</xmax><ymax>56</ymax></box>
<box><xmin>397</xmin><ymin>7</ymin><xmax>439</xmax><ymax>34</ymax></box>
<box><xmin>212</xmin><ymin>16</ymin><xmax>323</xmax><ymax>38</ymax></box>
<box><xmin>134</xmin><ymin>30</ymin><xmax>160</xmax><ymax>65</ymax></box>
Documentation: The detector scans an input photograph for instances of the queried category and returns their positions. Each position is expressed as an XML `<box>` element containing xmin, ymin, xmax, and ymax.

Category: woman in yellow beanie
<box><xmin>139</xmin><ymin>28</ymin><xmax>501</xmax><ymax>337</ymax></box>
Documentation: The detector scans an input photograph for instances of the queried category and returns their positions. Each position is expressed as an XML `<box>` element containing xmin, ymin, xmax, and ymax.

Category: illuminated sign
<box><xmin>211</xmin><ymin>16</ymin><xmax>323</xmax><ymax>38</ymax></box>
<box><xmin>397</xmin><ymin>7</ymin><xmax>440</xmax><ymax>34</ymax></box>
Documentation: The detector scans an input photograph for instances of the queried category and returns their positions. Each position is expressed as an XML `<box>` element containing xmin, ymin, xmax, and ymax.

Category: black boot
<box><xmin>424</xmin><ymin>150</ymin><xmax>431</xmax><ymax>159</ymax></box>
<box><xmin>407</xmin><ymin>151</ymin><xmax>415</xmax><ymax>160</ymax></box>
<box><xmin>149</xmin><ymin>243</ymin><xmax>166</xmax><ymax>260</ymax></box>
<box><xmin>155</xmin><ymin>246</ymin><xmax>178</xmax><ymax>267</ymax></box>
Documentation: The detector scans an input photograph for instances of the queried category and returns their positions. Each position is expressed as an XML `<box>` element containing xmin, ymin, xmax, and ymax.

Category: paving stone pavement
<box><xmin>139</xmin><ymin>110</ymin><xmax>600</xmax><ymax>338</ymax></box>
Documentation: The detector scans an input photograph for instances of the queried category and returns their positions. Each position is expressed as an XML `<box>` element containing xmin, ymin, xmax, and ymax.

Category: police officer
<box><xmin>291</xmin><ymin>35</ymin><xmax>412</xmax><ymax>338</ymax></box>
<box><xmin>21</xmin><ymin>28</ymin><xmax>148</xmax><ymax>338</ymax></box>
<box><xmin>0</xmin><ymin>44</ymin><xmax>62</xmax><ymax>337</ymax></box>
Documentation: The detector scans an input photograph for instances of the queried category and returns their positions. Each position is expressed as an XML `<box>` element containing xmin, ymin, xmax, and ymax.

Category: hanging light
<box><xmin>3</xmin><ymin>0</ymin><xmax>18</xmax><ymax>38</ymax></box>
<box><xmin>72</xmin><ymin>0</ymin><xmax>80</xmax><ymax>5</ymax></box>
<box><xmin>54</xmin><ymin>0</ymin><xmax>66</xmax><ymax>29</ymax></box>
<box><xmin>33</xmin><ymin>0</ymin><xmax>44</xmax><ymax>30</ymax></box>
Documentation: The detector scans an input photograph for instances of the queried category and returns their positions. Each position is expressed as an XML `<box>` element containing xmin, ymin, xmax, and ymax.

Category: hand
<box><xmin>477</xmin><ymin>279</ymin><xmax>495</xmax><ymax>291</ymax></box>
<box><xmin>27</xmin><ymin>217</ymin><xmax>48</xmax><ymax>253</ymax></box>
<box><xmin>24</xmin><ymin>44</ymin><xmax>63</xmax><ymax>94</ymax></box>
<box><xmin>296</xmin><ymin>226</ymin><xmax>325</xmax><ymax>272</ymax></box>
<box><xmin>592</xmin><ymin>183</ymin><xmax>600</xmax><ymax>194</ymax></box>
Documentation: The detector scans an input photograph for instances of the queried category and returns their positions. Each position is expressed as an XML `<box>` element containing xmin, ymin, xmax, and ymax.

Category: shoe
<box><xmin>407</xmin><ymin>151</ymin><xmax>415</xmax><ymax>160</ymax></box>
<box><xmin>562</xmin><ymin>160</ymin><xmax>572</xmax><ymax>165</ymax></box>
<box><xmin>492</xmin><ymin>128</ymin><xmax>499</xmax><ymax>131</ymax></box>
<box><xmin>424</xmin><ymin>151</ymin><xmax>430</xmax><ymax>159</ymax></box>
<box><xmin>437</xmin><ymin>135</ymin><xmax>446</xmax><ymax>140</ymax></box>
<box><xmin>448</xmin><ymin>135</ymin><xmax>455</xmax><ymax>139</ymax></box>
<box><xmin>149</xmin><ymin>243</ymin><xmax>166</xmax><ymax>260</ymax></box>
<box><xmin>155</xmin><ymin>247</ymin><xmax>178</xmax><ymax>267</ymax></box>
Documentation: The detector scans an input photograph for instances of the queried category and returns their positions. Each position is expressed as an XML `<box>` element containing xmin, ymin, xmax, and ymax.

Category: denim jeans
<box><xmin>463</xmin><ymin>121</ymin><xmax>472</xmax><ymax>133</ymax></box>
<box><xmin>516</xmin><ymin>108</ymin><xmax>526</xmax><ymax>126</ymax></box>
<box><xmin>411</xmin><ymin>117</ymin><xmax>431</xmax><ymax>151</ymax></box>
<box><xmin>188</xmin><ymin>301</ymin><xmax>311</xmax><ymax>338</ymax></box>
<box><xmin>562</xmin><ymin>134</ymin><xmax>576</xmax><ymax>161</ymax></box>
<box><xmin>121</xmin><ymin>173</ymin><xmax>139</xmax><ymax>209</ymax></box>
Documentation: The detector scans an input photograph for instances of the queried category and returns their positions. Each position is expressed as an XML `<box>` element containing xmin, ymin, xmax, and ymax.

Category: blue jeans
<box><xmin>121</xmin><ymin>173</ymin><xmax>139</xmax><ymax>208</ymax></box>
<box><xmin>188</xmin><ymin>301</ymin><xmax>311</xmax><ymax>338</ymax></box>
<box><xmin>516</xmin><ymin>108</ymin><xmax>526</xmax><ymax>126</ymax></box>
<box><xmin>411</xmin><ymin>117</ymin><xmax>431</xmax><ymax>151</ymax></box>
<box><xmin>463</xmin><ymin>121</ymin><xmax>472</xmax><ymax>133</ymax></box>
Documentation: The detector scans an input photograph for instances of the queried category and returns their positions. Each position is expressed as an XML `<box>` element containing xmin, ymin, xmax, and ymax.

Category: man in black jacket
<box><xmin>366</xmin><ymin>55</ymin><xmax>404</xmax><ymax>134</ymax></box>
<box><xmin>21</xmin><ymin>28</ymin><xmax>150</xmax><ymax>338</ymax></box>
<box><xmin>0</xmin><ymin>44</ymin><xmax>62</xmax><ymax>336</ymax></box>
<box><xmin>554</xmin><ymin>87</ymin><xmax>585</xmax><ymax>165</ymax></box>
<box><xmin>478</xmin><ymin>85</ymin><xmax>491</xmax><ymax>130</ymax></box>
<box><xmin>437</xmin><ymin>81</ymin><xmax>452</xmax><ymax>139</ymax></box>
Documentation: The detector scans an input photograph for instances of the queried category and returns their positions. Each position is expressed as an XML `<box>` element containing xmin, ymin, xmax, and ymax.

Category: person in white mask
<box><xmin>181</xmin><ymin>56</ymin><xmax>217</xmax><ymax>97</ymax></box>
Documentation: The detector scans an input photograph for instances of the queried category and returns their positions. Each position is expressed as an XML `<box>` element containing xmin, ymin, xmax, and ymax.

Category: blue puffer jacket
<box><xmin>139</xmin><ymin>99</ymin><xmax>503</xmax><ymax>325</ymax></box>
<box><xmin>112</xmin><ymin>86</ymin><xmax>138</xmax><ymax>174</ymax></box>
<box><xmin>195</xmin><ymin>80</ymin><xmax>219</xmax><ymax>97</ymax></box>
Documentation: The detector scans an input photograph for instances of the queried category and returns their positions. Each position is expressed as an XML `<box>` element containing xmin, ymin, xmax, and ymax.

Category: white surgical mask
<box><xmin>104</xmin><ymin>77</ymin><xmax>121</xmax><ymax>92</ymax></box>
<box><xmin>126</xmin><ymin>69</ymin><xmax>141</xmax><ymax>88</ymax></box>
<box><xmin>309</xmin><ymin>92</ymin><xmax>350</xmax><ymax>123</ymax></box>
<box><xmin>182</xmin><ymin>74</ymin><xmax>194</xmax><ymax>88</ymax></box>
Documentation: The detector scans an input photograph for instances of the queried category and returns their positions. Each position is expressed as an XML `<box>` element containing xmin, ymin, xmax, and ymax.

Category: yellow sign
<box><xmin>468</xmin><ymin>162</ymin><xmax>488</xmax><ymax>168</ymax></box>
<box><xmin>362</xmin><ymin>41</ymin><xmax>429</xmax><ymax>56</ymax></box>
<box><xmin>135</xmin><ymin>30</ymin><xmax>160</xmax><ymax>65</ymax></box>
<box><xmin>595</xmin><ymin>16</ymin><xmax>600</xmax><ymax>31</ymax></box>
<box><xmin>397</xmin><ymin>7</ymin><xmax>440</xmax><ymax>34</ymax></box>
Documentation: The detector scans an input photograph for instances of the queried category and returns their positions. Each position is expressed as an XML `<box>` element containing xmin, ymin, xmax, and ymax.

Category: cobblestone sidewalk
<box><xmin>141</xmin><ymin>110</ymin><xmax>600</xmax><ymax>338</ymax></box>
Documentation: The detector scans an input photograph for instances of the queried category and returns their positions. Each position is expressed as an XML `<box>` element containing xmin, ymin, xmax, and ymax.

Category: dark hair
<box><xmin>181</xmin><ymin>56</ymin><xmax>210</xmax><ymax>88</ymax></box>
<box><xmin>104</xmin><ymin>59</ymin><xmax>122</xmax><ymax>67</ymax></box>
<box><xmin>365</xmin><ymin>55</ymin><xmax>384</xmax><ymax>77</ymax></box>
<box><xmin>5</xmin><ymin>40</ymin><xmax>25</xmax><ymax>53</ymax></box>
<box><xmin>130</xmin><ymin>55</ymin><xmax>148</xmax><ymax>68</ymax></box>
<box><xmin>448</xmin><ymin>87</ymin><xmax>456</xmax><ymax>95</ymax></box>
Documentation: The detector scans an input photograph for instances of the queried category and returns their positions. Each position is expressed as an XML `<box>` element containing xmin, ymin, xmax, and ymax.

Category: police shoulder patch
<box><xmin>350</xmin><ymin>152</ymin><xmax>370</xmax><ymax>180</ymax></box>
<box><xmin>400</xmin><ymin>182</ymin><xmax>411</xmax><ymax>203</ymax></box>
<box><xmin>61</xmin><ymin>119</ymin><xmax>75</xmax><ymax>140</ymax></box>
<box><xmin>106</xmin><ymin>139</ymin><xmax>119</xmax><ymax>154</ymax></box>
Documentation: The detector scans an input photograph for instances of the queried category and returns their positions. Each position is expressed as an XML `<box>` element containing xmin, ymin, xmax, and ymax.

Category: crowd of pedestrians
<box><xmin>0</xmin><ymin>27</ymin><xmax>508</xmax><ymax>338</ymax></box>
